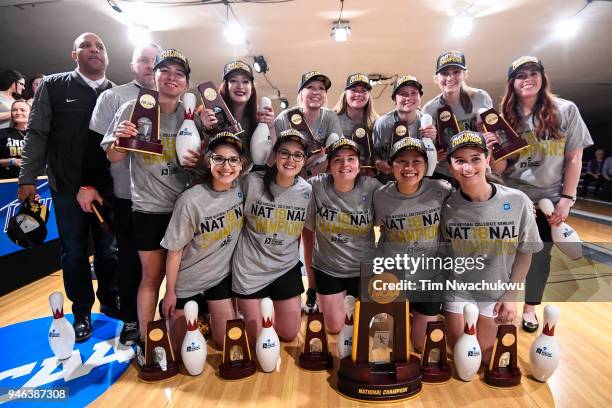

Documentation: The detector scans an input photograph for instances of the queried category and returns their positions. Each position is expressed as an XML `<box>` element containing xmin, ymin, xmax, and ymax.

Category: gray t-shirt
<box><xmin>422</xmin><ymin>88</ymin><xmax>493</xmax><ymax>176</ymax></box>
<box><xmin>373</xmin><ymin>109</ymin><xmax>426</xmax><ymax>161</ymax></box>
<box><xmin>161</xmin><ymin>182</ymin><xmax>244</xmax><ymax>298</ymax></box>
<box><xmin>501</xmin><ymin>97</ymin><xmax>593</xmax><ymax>203</ymax></box>
<box><xmin>305</xmin><ymin>173</ymin><xmax>382</xmax><ymax>278</ymax></box>
<box><xmin>101</xmin><ymin>100</ymin><xmax>192</xmax><ymax>213</ymax></box>
<box><xmin>232</xmin><ymin>172</ymin><xmax>312</xmax><ymax>295</ymax></box>
<box><xmin>274</xmin><ymin>107</ymin><xmax>342</xmax><ymax>155</ymax></box>
<box><xmin>441</xmin><ymin>184</ymin><xmax>543</xmax><ymax>302</ymax></box>
<box><xmin>0</xmin><ymin>94</ymin><xmax>11</xmax><ymax>129</ymax></box>
<box><xmin>90</xmin><ymin>81</ymin><xmax>141</xmax><ymax>199</ymax></box>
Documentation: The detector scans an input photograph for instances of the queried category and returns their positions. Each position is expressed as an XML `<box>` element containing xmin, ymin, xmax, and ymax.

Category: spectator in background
<box><xmin>601</xmin><ymin>154</ymin><xmax>612</xmax><ymax>201</ymax></box>
<box><xmin>0</xmin><ymin>70</ymin><xmax>26</xmax><ymax>129</ymax></box>
<box><xmin>580</xmin><ymin>148</ymin><xmax>606</xmax><ymax>197</ymax></box>
<box><xmin>0</xmin><ymin>100</ymin><xmax>30</xmax><ymax>179</ymax></box>
<box><xmin>26</xmin><ymin>74</ymin><xmax>45</xmax><ymax>105</ymax></box>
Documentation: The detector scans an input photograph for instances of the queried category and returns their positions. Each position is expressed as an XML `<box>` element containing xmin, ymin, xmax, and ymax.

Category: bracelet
<box><xmin>560</xmin><ymin>194</ymin><xmax>576</xmax><ymax>203</ymax></box>
<box><xmin>9</xmin><ymin>158</ymin><xmax>14</xmax><ymax>167</ymax></box>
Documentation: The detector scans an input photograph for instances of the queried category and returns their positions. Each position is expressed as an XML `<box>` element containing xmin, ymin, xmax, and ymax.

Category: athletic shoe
<box><xmin>302</xmin><ymin>288</ymin><xmax>318</xmax><ymax>314</ymax></box>
<box><xmin>120</xmin><ymin>321</ymin><xmax>140</xmax><ymax>346</ymax></box>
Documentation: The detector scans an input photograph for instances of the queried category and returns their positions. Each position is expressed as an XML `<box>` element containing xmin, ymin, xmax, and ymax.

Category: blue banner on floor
<box><xmin>0</xmin><ymin>313</ymin><xmax>133</xmax><ymax>407</ymax></box>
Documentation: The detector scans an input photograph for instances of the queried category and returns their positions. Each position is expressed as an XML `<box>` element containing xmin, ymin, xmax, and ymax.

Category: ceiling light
<box><xmin>450</xmin><ymin>15</ymin><xmax>474</xmax><ymax>37</ymax></box>
<box><xmin>128</xmin><ymin>26</ymin><xmax>151</xmax><ymax>47</ymax></box>
<box><xmin>331</xmin><ymin>20</ymin><xmax>351</xmax><ymax>42</ymax></box>
<box><xmin>553</xmin><ymin>17</ymin><xmax>580</xmax><ymax>39</ymax></box>
<box><xmin>224</xmin><ymin>21</ymin><xmax>245</xmax><ymax>45</ymax></box>
<box><xmin>253</xmin><ymin>56</ymin><xmax>268</xmax><ymax>74</ymax></box>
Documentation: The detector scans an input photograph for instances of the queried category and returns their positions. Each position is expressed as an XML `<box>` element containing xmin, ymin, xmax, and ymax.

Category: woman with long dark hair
<box><xmin>489</xmin><ymin>56</ymin><xmax>593</xmax><ymax>332</ymax></box>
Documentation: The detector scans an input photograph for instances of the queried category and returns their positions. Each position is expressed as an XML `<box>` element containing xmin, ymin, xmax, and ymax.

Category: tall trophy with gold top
<box><xmin>117</xmin><ymin>88</ymin><xmax>162</xmax><ymax>155</ymax></box>
<box><xmin>351</xmin><ymin>124</ymin><xmax>376</xmax><ymax>176</ymax></box>
<box><xmin>337</xmin><ymin>262</ymin><xmax>422</xmax><ymax>402</ymax></box>
<box><xmin>435</xmin><ymin>106</ymin><xmax>460</xmax><ymax>150</ymax></box>
<box><xmin>197</xmin><ymin>81</ymin><xmax>243</xmax><ymax>135</ymax></box>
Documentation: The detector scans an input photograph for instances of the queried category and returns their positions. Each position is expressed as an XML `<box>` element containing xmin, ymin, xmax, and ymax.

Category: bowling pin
<box><xmin>538</xmin><ymin>198</ymin><xmax>583</xmax><ymax>260</ymax></box>
<box><xmin>256</xmin><ymin>297</ymin><xmax>281</xmax><ymax>372</ymax></box>
<box><xmin>176</xmin><ymin>93</ymin><xmax>201</xmax><ymax>166</ymax></box>
<box><xmin>181</xmin><ymin>300</ymin><xmax>207</xmax><ymax>376</ymax></box>
<box><xmin>453</xmin><ymin>303</ymin><xmax>482</xmax><ymax>381</ymax></box>
<box><xmin>529</xmin><ymin>305</ymin><xmax>560</xmax><ymax>382</ymax></box>
<box><xmin>337</xmin><ymin>295</ymin><xmax>355</xmax><ymax>359</ymax></box>
<box><xmin>420</xmin><ymin>113</ymin><xmax>438</xmax><ymax>177</ymax></box>
<box><xmin>250</xmin><ymin>97</ymin><xmax>273</xmax><ymax>165</ymax></box>
<box><xmin>48</xmin><ymin>292</ymin><xmax>75</xmax><ymax>360</ymax></box>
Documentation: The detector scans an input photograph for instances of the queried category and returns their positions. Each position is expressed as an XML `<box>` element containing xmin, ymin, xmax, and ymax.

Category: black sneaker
<box><xmin>120</xmin><ymin>321</ymin><xmax>140</xmax><ymax>346</ymax></box>
<box><xmin>302</xmin><ymin>288</ymin><xmax>318</xmax><ymax>314</ymax></box>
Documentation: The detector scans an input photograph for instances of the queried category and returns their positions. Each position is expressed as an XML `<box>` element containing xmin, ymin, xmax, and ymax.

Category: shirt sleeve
<box><xmin>19</xmin><ymin>80</ymin><xmax>52</xmax><ymax>185</ymax></box>
<box><xmin>160</xmin><ymin>193</ymin><xmax>197</xmax><ymax>251</ymax></box>
<box><xmin>560</xmin><ymin>100</ymin><xmax>594</xmax><ymax>152</ymax></box>
<box><xmin>101</xmin><ymin>101</ymin><xmax>132</xmax><ymax>152</ymax></box>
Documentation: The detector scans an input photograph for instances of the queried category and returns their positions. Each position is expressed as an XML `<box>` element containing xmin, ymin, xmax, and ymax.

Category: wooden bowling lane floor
<box><xmin>1</xmin><ymin>270</ymin><xmax>611</xmax><ymax>407</ymax></box>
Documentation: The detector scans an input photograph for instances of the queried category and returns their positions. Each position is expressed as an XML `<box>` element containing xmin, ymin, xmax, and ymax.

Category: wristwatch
<box><xmin>560</xmin><ymin>194</ymin><xmax>576</xmax><ymax>205</ymax></box>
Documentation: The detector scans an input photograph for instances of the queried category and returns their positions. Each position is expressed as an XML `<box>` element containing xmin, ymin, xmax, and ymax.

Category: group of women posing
<box><xmin>102</xmin><ymin>48</ymin><xmax>591</xmax><ymax>366</ymax></box>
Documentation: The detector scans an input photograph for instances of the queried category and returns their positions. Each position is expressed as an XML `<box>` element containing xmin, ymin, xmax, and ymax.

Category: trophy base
<box><xmin>117</xmin><ymin>138</ymin><xmax>163</xmax><ymax>156</ymax></box>
<box><xmin>483</xmin><ymin>367</ymin><xmax>521</xmax><ymax>388</ymax></box>
<box><xmin>337</xmin><ymin>355</ymin><xmax>422</xmax><ymax>402</ymax></box>
<box><xmin>138</xmin><ymin>362</ymin><xmax>179</xmax><ymax>382</ymax></box>
<box><xmin>492</xmin><ymin>140</ymin><xmax>529</xmax><ymax>163</ymax></box>
<box><xmin>298</xmin><ymin>352</ymin><xmax>333</xmax><ymax>371</ymax></box>
<box><xmin>421</xmin><ymin>363</ymin><xmax>451</xmax><ymax>383</ymax></box>
<box><xmin>218</xmin><ymin>360</ymin><xmax>256</xmax><ymax>381</ymax></box>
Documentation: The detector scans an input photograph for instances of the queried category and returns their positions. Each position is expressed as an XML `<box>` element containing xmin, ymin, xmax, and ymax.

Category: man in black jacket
<box><xmin>18</xmin><ymin>32</ymin><xmax>119</xmax><ymax>341</ymax></box>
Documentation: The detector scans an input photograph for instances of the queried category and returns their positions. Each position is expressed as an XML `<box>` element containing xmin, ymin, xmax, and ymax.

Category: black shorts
<box><xmin>235</xmin><ymin>262</ymin><xmax>304</xmax><ymax>301</ymax></box>
<box><xmin>411</xmin><ymin>302</ymin><xmax>443</xmax><ymax>316</ymax></box>
<box><xmin>132</xmin><ymin>211</ymin><xmax>172</xmax><ymax>251</ymax></box>
<box><xmin>175</xmin><ymin>274</ymin><xmax>233</xmax><ymax>310</ymax></box>
<box><xmin>314</xmin><ymin>268</ymin><xmax>359</xmax><ymax>297</ymax></box>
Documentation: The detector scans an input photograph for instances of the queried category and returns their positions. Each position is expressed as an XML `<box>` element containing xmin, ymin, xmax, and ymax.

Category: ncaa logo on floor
<box><xmin>0</xmin><ymin>314</ymin><xmax>133</xmax><ymax>407</ymax></box>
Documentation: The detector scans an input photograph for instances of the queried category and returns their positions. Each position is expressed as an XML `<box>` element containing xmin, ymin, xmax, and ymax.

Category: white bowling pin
<box><xmin>419</xmin><ymin>113</ymin><xmax>438</xmax><ymax>177</ymax></box>
<box><xmin>48</xmin><ymin>292</ymin><xmax>75</xmax><ymax>360</ymax></box>
<box><xmin>176</xmin><ymin>93</ymin><xmax>201</xmax><ymax>166</ymax></box>
<box><xmin>250</xmin><ymin>97</ymin><xmax>273</xmax><ymax>165</ymax></box>
<box><xmin>538</xmin><ymin>198</ymin><xmax>583</xmax><ymax>260</ymax></box>
<box><xmin>256</xmin><ymin>297</ymin><xmax>280</xmax><ymax>372</ymax></box>
<box><xmin>181</xmin><ymin>300</ymin><xmax>207</xmax><ymax>376</ymax></box>
<box><xmin>453</xmin><ymin>303</ymin><xmax>482</xmax><ymax>381</ymax></box>
<box><xmin>530</xmin><ymin>305</ymin><xmax>560</xmax><ymax>382</ymax></box>
<box><xmin>337</xmin><ymin>295</ymin><xmax>355</xmax><ymax>359</ymax></box>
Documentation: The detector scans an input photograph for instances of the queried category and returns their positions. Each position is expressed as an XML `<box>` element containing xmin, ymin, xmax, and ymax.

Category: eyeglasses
<box><xmin>277</xmin><ymin>149</ymin><xmax>305</xmax><ymax>162</ymax></box>
<box><xmin>210</xmin><ymin>154</ymin><xmax>241</xmax><ymax>167</ymax></box>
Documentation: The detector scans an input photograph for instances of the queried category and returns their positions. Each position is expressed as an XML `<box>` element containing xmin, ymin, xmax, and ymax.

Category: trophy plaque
<box><xmin>117</xmin><ymin>89</ymin><xmax>163</xmax><ymax>155</ymax></box>
<box><xmin>351</xmin><ymin>124</ymin><xmax>375</xmax><ymax>170</ymax></box>
<box><xmin>484</xmin><ymin>324</ymin><xmax>521</xmax><ymax>388</ymax></box>
<box><xmin>479</xmin><ymin>108</ymin><xmax>529</xmax><ymax>162</ymax></box>
<box><xmin>436</xmin><ymin>106</ymin><xmax>460</xmax><ymax>150</ymax></box>
<box><xmin>286</xmin><ymin>107</ymin><xmax>318</xmax><ymax>153</ymax></box>
<box><xmin>218</xmin><ymin>319</ymin><xmax>256</xmax><ymax>380</ymax></box>
<box><xmin>337</xmin><ymin>264</ymin><xmax>422</xmax><ymax>402</ymax></box>
<box><xmin>299</xmin><ymin>312</ymin><xmax>333</xmax><ymax>371</ymax></box>
<box><xmin>91</xmin><ymin>201</ymin><xmax>115</xmax><ymax>237</ymax></box>
<box><xmin>420</xmin><ymin>321</ymin><xmax>451</xmax><ymax>383</ymax></box>
<box><xmin>391</xmin><ymin>120</ymin><xmax>409</xmax><ymax>148</ymax></box>
<box><xmin>197</xmin><ymin>81</ymin><xmax>244</xmax><ymax>135</ymax></box>
<box><xmin>139</xmin><ymin>319</ymin><xmax>179</xmax><ymax>382</ymax></box>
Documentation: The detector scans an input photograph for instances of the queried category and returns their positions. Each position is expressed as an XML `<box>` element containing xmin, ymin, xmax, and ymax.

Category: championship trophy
<box><xmin>286</xmin><ymin>107</ymin><xmax>317</xmax><ymax>153</ymax></box>
<box><xmin>139</xmin><ymin>319</ymin><xmax>179</xmax><ymax>382</ymax></box>
<box><xmin>298</xmin><ymin>312</ymin><xmax>333</xmax><ymax>371</ymax></box>
<box><xmin>391</xmin><ymin>120</ymin><xmax>409</xmax><ymax>147</ymax></box>
<box><xmin>117</xmin><ymin>89</ymin><xmax>162</xmax><ymax>155</ymax></box>
<box><xmin>351</xmin><ymin>124</ymin><xmax>375</xmax><ymax>170</ymax></box>
<box><xmin>436</xmin><ymin>106</ymin><xmax>460</xmax><ymax>150</ymax></box>
<box><xmin>478</xmin><ymin>108</ymin><xmax>529</xmax><ymax>162</ymax></box>
<box><xmin>420</xmin><ymin>321</ymin><xmax>451</xmax><ymax>383</ymax></box>
<box><xmin>218</xmin><ymin>319</ymin><xmax>256</xmax><ymax>380</ymax></box>
<box><xmin>197</xmin><ymin>81</ymin><xmax>244</xmax><ymax>135</ymax></box>
<box><xmin>484</xmin><ymin>324</ymin><xmax>522</xmax><ymax>388</ymax></box>
<box><xmin>337</xmin><ymin>263</ymin><xmax>422</xmax><ymax>402</ymax></box>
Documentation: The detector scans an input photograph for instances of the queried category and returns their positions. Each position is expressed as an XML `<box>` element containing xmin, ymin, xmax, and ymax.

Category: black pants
<box><xmin>113</xmin><ymin>198</ymin><xmax>142</xmax><ymax>323</ymax></box>
<box><xmin>525</xmin><ymin>209</ymin><xmax>553</xmax><ymax>305</ymax></box>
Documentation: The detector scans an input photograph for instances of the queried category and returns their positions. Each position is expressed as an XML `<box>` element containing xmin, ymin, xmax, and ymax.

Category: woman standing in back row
<box><xmin>422</xmin><ymin>51</ymin><xmax>493</xmax><ymax>180</ymax></box>
<box><xmin>489</xmin><ymin>56</ymin><xmax>593</xmax><ymax>332</ymax></box>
